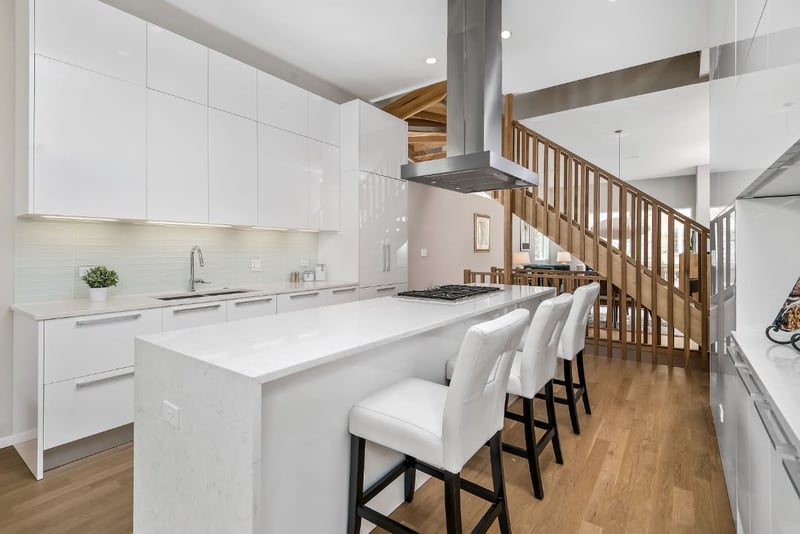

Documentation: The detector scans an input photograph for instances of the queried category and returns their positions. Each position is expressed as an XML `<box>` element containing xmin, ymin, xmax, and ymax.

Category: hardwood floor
<box><xmin>0</xmin><ymin>354</ymin><xmax>733</xmax><ymax>533</ymax></box>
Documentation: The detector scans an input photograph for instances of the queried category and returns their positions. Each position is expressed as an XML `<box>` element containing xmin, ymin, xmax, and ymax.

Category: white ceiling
<box><xmin>520</xmin><ymin>84</ymin><xmax>710</xmax><ymax>181</ymax></box>
<box><xmin>162</xmin><ymin>0</ymin><xmax>709</xmax><ymax>101</ymax></box>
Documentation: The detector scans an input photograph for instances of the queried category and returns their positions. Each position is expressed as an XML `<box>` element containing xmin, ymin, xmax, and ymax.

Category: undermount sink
<box><xmin>155</xmin><ymin>289</ymin><xmax>252</xmax><ymax>301</ymax></box>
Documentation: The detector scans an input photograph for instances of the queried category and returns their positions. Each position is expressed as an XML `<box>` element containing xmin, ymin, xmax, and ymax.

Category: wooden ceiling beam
<box><xmin>382</xmin><ymin>81</ymin><xmax>447</xmax><ymax>120</ymax></box>
<box><xmin>407</xmin><ymin>118</ymin><xmax>449</xmax><ymax>129</ymax></box>
<box><xmin>414</xmin><ymin>110</ymin><xmax>446</xmax><ymax>124</ymax></box>
<box><xmin>411</xmin><ymin>151</ymin><xmax>448</xmax><ymax>162</ymax></box>
<box><xmin>408</xmin><ymin>131</ymin><xmax>446</xmax><ymax>143</ymax></box>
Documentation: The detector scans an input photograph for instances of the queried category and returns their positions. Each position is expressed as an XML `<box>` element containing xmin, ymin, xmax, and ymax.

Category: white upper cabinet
<box><xmin>34</xmin><ymin>56</ymin><xmax>146</xmax><ymax>219</ymax></box>
<box><xmin>209</xmin><ymin>109</ymin><xmax>258</xmax><ymax>226</ymax></box>
<box><xmin>257</xmin><ymin>71</ymin><xmax>309</xmax><ymax>136</ymax></box>
<box><xmin>208</xmin><ymin>50</ymin><xmax>257</xmax><ymax>120</ymax></box>
<box><xmin>308</xmin><ymin>93</ymin><xmax>340</xmax><ymax>146</ymax></box>
<box><xmin>358</xmin><ymin>102</ymin><xmax>407</xmax><ymax>179</ymax></box>
<box><xmin>147</xmin><ymin>90</ymin><xmax>208</xmax><ymax>223</ymax></box>
<box><xmin>34</xmin><ymin>0</ymin><xmax>146</xmax><ymax>85</ymax></box>
<box><xmin>146</xmin><ymin>24</ymin><xmax>208</xmax><ymax>105</ymax></box>
<box><xmin>309</xmin><ymin>140</ymin><xmax>340</xmax><ymax>231</ymax></box>
<box><xmin>258</xmin><ymin>124</ymin><xmax>310</xmax><ymax>229</ymax></box>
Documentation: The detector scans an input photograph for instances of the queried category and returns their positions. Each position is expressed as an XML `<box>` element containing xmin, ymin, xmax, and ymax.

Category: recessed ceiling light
<box><xmin>500</xmin><ymin>30</ymin><xmax>511</xmax><ymax>40</ymax></box>
<box><xmin>425</xmin><ymin>57</ymin><xmax>437</xmax><ymax>65</ymax></box>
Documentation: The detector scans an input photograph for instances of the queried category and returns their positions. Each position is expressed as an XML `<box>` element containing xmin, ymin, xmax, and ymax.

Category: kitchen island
<box><xmin>133</xmin><ymin>285</ymin><xmax>554</xmax><ymax>533</ymax></box>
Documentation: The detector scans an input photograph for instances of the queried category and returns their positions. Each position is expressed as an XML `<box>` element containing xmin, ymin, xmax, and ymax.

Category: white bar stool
<box><xmin>347</xmin><ymin>308</ymin><xmax>530</xmax><ymax>534</ymax></box>
<box><xmin>553</xmin><ymin>282</ymin><xmax>600</xmax><ymax>434</ymax></box>
<box><xmin>502</xmin><ymin>293</ymin><xmax>572</xmax><ymax>499</ymax></box>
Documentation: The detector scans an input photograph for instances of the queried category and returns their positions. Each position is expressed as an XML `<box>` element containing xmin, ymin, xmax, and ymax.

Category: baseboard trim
<box><xmin>0</xmin><ymin>429</ymin><xmax>36</xmax><ymax>449</ymax></box>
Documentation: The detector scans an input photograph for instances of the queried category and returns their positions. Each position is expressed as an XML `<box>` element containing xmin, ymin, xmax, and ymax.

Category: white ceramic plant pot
<box><xmin>89</xmin><ymin>287</ymin><xmax>108</xmax><ymax>302</ymax></box>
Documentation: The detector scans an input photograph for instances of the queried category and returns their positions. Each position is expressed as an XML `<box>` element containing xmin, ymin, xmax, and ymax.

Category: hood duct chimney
<box><xmin>400</xmin><ymin>0</ymin><xmax>538</xmax><ymax>193</ymax></box>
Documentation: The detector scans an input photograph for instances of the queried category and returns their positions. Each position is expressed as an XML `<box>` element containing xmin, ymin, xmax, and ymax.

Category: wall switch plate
<box><xmin>250</xmin><ymin>258</ymin><xmax>262</xmax><ymax>272</ymax></box>
<box><xmin>162</xmin><ymin>400</ymin><xmax>181</xmax><ymax>430</ymax></box>
<box><xmin>420</xmin><ymin>248</ymin><xmax>428</xmax><ymax>257</ymax></box>
<box><xmin>299</xmin><ymin>259</ymin><xmax>309</xmax><ymax>267</ymax></box>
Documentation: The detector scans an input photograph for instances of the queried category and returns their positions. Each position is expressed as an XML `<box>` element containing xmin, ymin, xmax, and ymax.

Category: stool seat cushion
<box><xmin>349</xmin><ymin>378</ymin><xmax>448</xmax><ymax>469</ymax></box>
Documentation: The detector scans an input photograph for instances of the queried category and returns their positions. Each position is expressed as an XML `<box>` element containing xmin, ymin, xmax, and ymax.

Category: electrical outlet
<box><xmin>250</xmin><ymin>258</ymin><xmax>262</xmax><ymax>272</ymax></box>
<box><xmin>77</xmin><ymin>265</ymin><xmax>95</xmax><ymax>278</ymax></box>
<box><xmin>162</xmin><ymin>400</ymin><xmax>181</xmax><ymax>430</ymax></box>
<box><xmin>299</xmin><ymin>259</ymin><xmax>310</xmax><ymax>267</ymax></box>
<box><xmin>420</xmin><ymin>248</ymin><xmax>428</xmax><ymax>257</ymax></box>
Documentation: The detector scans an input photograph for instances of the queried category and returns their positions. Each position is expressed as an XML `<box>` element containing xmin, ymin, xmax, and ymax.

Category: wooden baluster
<box><xmin>620</xmin><ymin>185</ymin><xmax>628</xmax><ymax>357</ymax></box>
<box><xmin>652</xmin><ymin>207</ymin><xmax>660</xmax><ymax>363</ymax></box>
<box><xmin>683</xmin><ymin>222</ymin><xmax>691</xmax><ymax>368</ymax></box>
<box><xmin>667</xmin><ymin>212</ymin><xmax>675</xmax><ymax>368</ymax></box>
<box><xmin>635</xmin><ymin>194</ymin><xmax>643</xmax><ymax>362</ymax></box>
<box><xmin>700</xmin><ymin>227</ymin><xmax>710</xmax><ymax>371</ymax></box>
<box><xmin>581</xmin><ymin>164</ymin><xmax>589</xmax><ymax>266</ymax></box>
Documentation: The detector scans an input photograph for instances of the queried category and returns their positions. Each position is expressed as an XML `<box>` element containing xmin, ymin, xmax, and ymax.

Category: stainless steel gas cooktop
<box><xmin>395</xmin><ymin>284</ymin><xmax>501</xmax><ymax>303</ymax></box>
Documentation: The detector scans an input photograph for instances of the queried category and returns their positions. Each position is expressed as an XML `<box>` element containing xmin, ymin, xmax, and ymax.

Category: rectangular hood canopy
<box><xmin>401</xmin><ymin>0</ymin><xmax>538</xmax><ymax>193</ymax></box>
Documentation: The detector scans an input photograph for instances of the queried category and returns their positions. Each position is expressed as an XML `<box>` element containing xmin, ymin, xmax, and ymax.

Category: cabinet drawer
<box><xmin>359</xmin><ymin>283</ymin><xmax>407</xmax><ymax>301</ymax></box>
<box><xmin>276</xmin><ymin>291</ymin><xmax>327</xmax><ymax>313</ymax></box>
<box><xmin>327</xmin><ymin>286</ymin><xmax>359</xmax><ymax>306</ymax></box>
<box><xmin>43</xmin><ymin>367</ymin><xmax>134</xmax><ymax>449</ymax></box>
<box><xmin>163</xmin><ymin>302</ymin><xmax>227</xmax><ymax>331</ymax></box>
<box><xmin>227</xmin><ymin>295</ymin><xmax>277</xmax><ymax>322</ymax></box>
<box><xmin>44</xmin><ymin>309</ymin><xmax>161</xmax><ymax>384</ymax></box>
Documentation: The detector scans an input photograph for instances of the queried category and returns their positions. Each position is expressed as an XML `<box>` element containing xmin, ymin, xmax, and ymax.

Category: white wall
<box><xmin>408</xmin><ymin>184</ymin><xmax>503</xmax><ymax>289</ymax></box>
<box><xmin>0</xmin><ymin>0</ymin><xmax>15</xmax><ymax>442</ymax></box>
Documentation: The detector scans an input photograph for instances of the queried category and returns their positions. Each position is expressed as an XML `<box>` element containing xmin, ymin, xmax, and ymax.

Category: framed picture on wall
<box><xmin>520</xmin><ymin>220</ymin><xmax>531</xmax><ymax>251</ymax></box>
<box><xmin>474</xmin><ymin>213</ymin><xmax>490</xmax><ymax>252</ymax></box>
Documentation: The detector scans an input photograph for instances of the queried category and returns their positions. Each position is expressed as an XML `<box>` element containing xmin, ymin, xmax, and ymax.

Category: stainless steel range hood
<box><xmin>400</xmin><ymin>0</ymin><xmax>538</xmax><ymax>193</ymax></box>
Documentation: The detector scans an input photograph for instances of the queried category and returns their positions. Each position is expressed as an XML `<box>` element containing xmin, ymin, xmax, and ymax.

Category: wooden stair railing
<box><xmin>496</xmin><ymin>121</ymin><xmax>710</xmax><ymax>369</ymax></box>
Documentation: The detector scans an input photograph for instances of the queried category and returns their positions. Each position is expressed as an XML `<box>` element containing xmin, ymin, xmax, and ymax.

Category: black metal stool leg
<box><xmin>347</xmin><ymin>436</ymin><xmax>365</xmax><ymax>534</ymax></box>
<box><xmin>404</xmin><ymin>456</ymin><xmax>416</xmax><ymax>503</ymax></box>
<box><xmin>443</xmin><ymin>471</ymin><xmax>463</xmax><ymax>534</ymax></box>
<box><xmin>522</xmin><ymin>397</ymin><xmax>543</xmax><ymax>499</ymax></box>
<box><xmin>489</xmin><ymin>432</ymin><xmax>512</xmax><ymax>534</ymax></box>
<box><xmin>545</xmin><ymin>381</ymin><xmax>563</xmax><ymax>465</ymax></box>
<box><xmin>577</xmin><ymin>350</ymin><xmax>592</xmax><ymax>414</ymax></box>
<box><xmin>563</xmin><ymin>359</ymin><xmax>581</xmax><ymax>435</ymax></box>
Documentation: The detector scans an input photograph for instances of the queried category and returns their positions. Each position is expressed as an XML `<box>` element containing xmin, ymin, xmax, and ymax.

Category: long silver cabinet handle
<box><xmin>382</xmin><ymin>242</ymin><xmax>387</xmax><ymax>273</ymax></box>
<box><xmin>728</xmin><ymin>343</ymin><xmax>746</xmax><ymax>366</ymax></box>
<box><xmin>173</xmin><ymin>303</ymin><xmax>222</xmax><ymax>314</ymax></box>
<box><xmin>76</xmin><ymin>313</ymin><xmax>141</xmax><ymax>326</ymax></box>
<box><xmin>76</xmin><ymin>368</ymin><xmax>135</xmax><ymax>388</ymax></box>
<box><xmin>736</xmin><ymin>367</ymin><xmax>763</xmax><ymax>397</ymax></box>
<box><xmin>290</xmin><ymin>292</ymin><xmax>320</xmax><ymax>299</ymax></box>
<box><xmin>234</xmin><ymin>297</ymin><xmax>274</xmax><ymax>306</ymax></box>
<box><xmin>376</xmin><ymin>286</ymin><xmax>397</xmax><ymax>292</ymax></box>
<box><xmin>754</xmin><ymin>401</ymin><xmax>797</xmax><ymax>454</ymax></box>
<box><xmin>332</xmin><ymin>287</ymin><xmax>357</xmax><ymax>294</ymax></box>
<box><xmin>387</xmin><ymin>243</ymin><xmax>391</xmax><ymax>272</ymax></box>
<box><xmin>784</xmin><ymin>458</ymin><xmax>800</xmax><ymax>498</ymax></box>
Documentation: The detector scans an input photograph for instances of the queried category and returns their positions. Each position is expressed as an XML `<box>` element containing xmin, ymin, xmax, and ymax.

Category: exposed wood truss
<box><xmin>381</xmin><ymin>81</ymin><xmax>448</xmax><ymax>163</ymax></box>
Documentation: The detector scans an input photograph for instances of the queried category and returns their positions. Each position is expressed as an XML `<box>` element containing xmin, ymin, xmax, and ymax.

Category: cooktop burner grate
<box><xmin>395</xmin><ymin>285</ymin><xmax>501</xmax><ymax>302</ymax></box>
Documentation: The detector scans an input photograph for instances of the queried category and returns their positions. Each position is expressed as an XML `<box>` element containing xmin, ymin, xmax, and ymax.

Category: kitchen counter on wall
<box><xmin>133</xmin><ymin>285</ymin><xmax>554</xmax><ymax>533</ymax></box>
<box><xmin>9</xmin><ymin>280</ymin><xmax>357</xmax><ymax>320</ymax></box>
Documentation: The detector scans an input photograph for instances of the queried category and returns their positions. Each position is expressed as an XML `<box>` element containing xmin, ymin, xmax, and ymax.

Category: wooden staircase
<box><xmin>381</xmin><ymin>86</ymin><xmax>710</xmax><ymax>368</ymax></box>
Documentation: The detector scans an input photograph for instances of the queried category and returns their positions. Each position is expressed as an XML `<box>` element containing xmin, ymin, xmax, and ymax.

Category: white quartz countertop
<box><xmin>136</xmin><ymin>285</ymin><xmax>554</xmax><ymax>384</ymax></box>
<box><xmin>10</xmin><ymin>280</ymin><xmax>358</xmax><ymax>321</ymax></box>
<box><xmin>732</xmin><ymin>330</ymin><xmax>800</xmax><ymax>445</ymax></box>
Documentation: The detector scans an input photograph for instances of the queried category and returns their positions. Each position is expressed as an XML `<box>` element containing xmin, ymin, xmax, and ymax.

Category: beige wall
<box><xmin>1</xmin><ymin>0</ymin><xmax>15</xmax><ymax>441</ymax></box>
<box><xmin>408</xmin><ymin>184</ymin><xmax>504</xmax><ymax>289</ymax></box>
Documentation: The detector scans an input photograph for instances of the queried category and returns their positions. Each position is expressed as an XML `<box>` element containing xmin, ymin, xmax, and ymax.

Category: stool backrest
<box><xmin>518</xmin><ymin>294</ymin><xmax>574</xmax><ymax>398</ymax></box>
<box><xmin>443</xmin><ymin>308</ymin><xmax>529</xmax><ymax>473</ymax></box>
<box><xmin>559</xmin><ymin>282</ymin><xmax>601</xmax><ymax>361</ymax></box>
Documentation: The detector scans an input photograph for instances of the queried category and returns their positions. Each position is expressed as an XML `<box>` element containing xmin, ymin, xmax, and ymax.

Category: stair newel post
<box><xmin>502</xmin><ymin>94</ymin><xmax>514</xmax><ymax>285</ymax></box>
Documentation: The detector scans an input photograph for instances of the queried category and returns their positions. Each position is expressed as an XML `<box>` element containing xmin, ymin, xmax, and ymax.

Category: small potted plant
<box><xmin>81</xmin><ymin>266</ymin><xmax>119</xmax><ymax>302</ymax></box>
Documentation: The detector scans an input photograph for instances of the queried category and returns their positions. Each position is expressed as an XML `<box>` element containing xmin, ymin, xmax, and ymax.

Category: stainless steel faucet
<box><xmin>189</xmin><ymin>245</ymin><xmax>211</xmax><ymax>292</ymax></box>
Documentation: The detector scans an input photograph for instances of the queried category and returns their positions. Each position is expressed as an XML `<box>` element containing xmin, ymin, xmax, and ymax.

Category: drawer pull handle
<box><xmin>332</xmin><ymin>288</ymin><xmax>357</xmax><ymax>294</ymax></box>
<box><xmin>754</xmin><ymin>401</ymin><xmax>797</xmax><ymax>455</ymax></box>
<box><xmin>728</xmin><ymin>344</ymin><xmax>746</xmax><ymax>366</ymax></box>
<box><xmin>173</xmin><ymin>303</ymin><xmax>222</xmax><ymax>314</ymax></box>
<box><xmin>736</xmin><ymin>367</ymin><xmax>763</xmax><ymax>397</ymax></box>
<box><xmin>76</xmin><ymin>313</ymin><xmax>141</xmax><ymax>326</ymax></box>
<box><xmin>290</xmin><ymin>292</ymin><xmax>319</xmax><ymax>299</ymax></box>
<box><xmin>75</xmin><ymin>369</ymin><xmax>134</xmax><ymax>388</ymax></box>
<box><xmin>376</xmin><ymin>286</ymin><xmax>397</xmax><ymax>292</ymax></box>
<box><xmin>234</xmin><ymin>297</ymin><xmax>274</xmax><ymax>306</ymax></box>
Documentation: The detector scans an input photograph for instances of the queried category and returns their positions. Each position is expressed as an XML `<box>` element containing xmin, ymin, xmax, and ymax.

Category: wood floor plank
<box><xmin>0</xmin><ymin>355</ymin><xmax>734</xmax><ymax>533</ymax></box>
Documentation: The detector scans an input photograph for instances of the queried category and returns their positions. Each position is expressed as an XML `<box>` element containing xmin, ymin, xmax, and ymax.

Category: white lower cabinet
<box><xmin>227</xmin><ymin>295</ymin><xmax>277</xmax><ymax>321</ymax></box>
<box><xmin>43</xmin><ymin>367</ymin><xmax>135</xmax><ymax>449</ymax></box>
<box><xmin>327</xmin><ymin>286</ymin><xmax>359</xmax><ymax>305</ymax></box>
<box><xmin>276</xmin><ymin>290</ymin><xmax>327</xmax><ymax>313</ymax></box>
<box><xmin>773</xmin><ymin>458</ymin><xmax>800</xmax><ymax>533</ymax></box>
<box><xmin>162</xmin><ymin>301</ymin><xmax>227</xmax><ymax>331</ymax></box>
<box><xmin>359</xmin><ymin>283</ymin><xmax>408</xmax><ymax>301</ymax></box>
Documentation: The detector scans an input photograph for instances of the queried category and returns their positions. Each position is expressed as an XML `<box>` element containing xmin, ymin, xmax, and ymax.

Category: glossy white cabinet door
<box><xmin>35</xmin><ymin>0</ymin><xmax>146</xmax><ymax>85</ymax></box>
<box><xmin>147</xmin><ymin>91</ymin><xmax>209</xmax><ymax>223</ymax></box>
<box><xmin>162</xmin><ymin>302</ymin><xmax>227</xmax><ymax>331</ymax></box>
<box><xmin>359</xmin><ymin>172</ymin><xmax>408</xmax><ymax>287</ymax></box>
<box><xmin>359</xmin><ymin>101</ymin><xmax>407</xmax><ymax>178</ymax></box>
<box><xmin>34</xmin><ymin>56</ymin><xmax>146</xmax><ymax>219</ymax></box>
<box><xmin>258</xmin><ymin>124</ymin><xmax>309</xmax><ymax>229</ymax></box>
<box><xmin>308</xmin><ymin>93</ymin><xmax>340</xmax><ymax>145</ymax></box>
<box><xmin>209</xmin><ymin>50</ymin><xmax>257</xmax><ymax>120</ymax></box>
<box><xmin>209</xmin><ymin>109</ymin><xmax>258</xmax><ymax>226</ymax></box>
<box><xmin>276</xmin><ymin>290</ymin><xmax>327</xmax><ymax>313</ymax></box>
<box><xmin>327</xmin><ymin>286</ymin><xmax>359</xmax><ymax>305</ymax></box>
<box><xmin>358</xmin><ymin>283</ymin><xmax>408</xmax><ymax>301</ymax></box>
<box><xmin>146</xmin><ymin>24</ymin><xmax>208</xmax><ymax>104</ymax></box>
<box><xmin>257</xmin><ymin>71</ymin><xmax>308</xmax><ymax>136</ymax></box>
<box><xmin>227</xmin><ymin>295</ymin><xmax>277</xmax><ymax>321</ymax></box>
<box><xmin>309</xmin><ymin>140</ymin><xmax>340</xmax><ymax>231</ymax></box>
<box><xmin>749</xmin><ymin>400</ymin><xmax>772</xmax><ymax>533</ymax></box>
<box><xmin>772</xmin><ymin>458</ymin><xmax>800</xmax><ymax>534</ymax></box>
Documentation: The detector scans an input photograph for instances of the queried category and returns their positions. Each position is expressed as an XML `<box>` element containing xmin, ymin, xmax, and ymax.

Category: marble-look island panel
<box><xmin>134</xmin><ymin>285</ymin><xmax>554</xmax><ymax>533</ymax></box>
